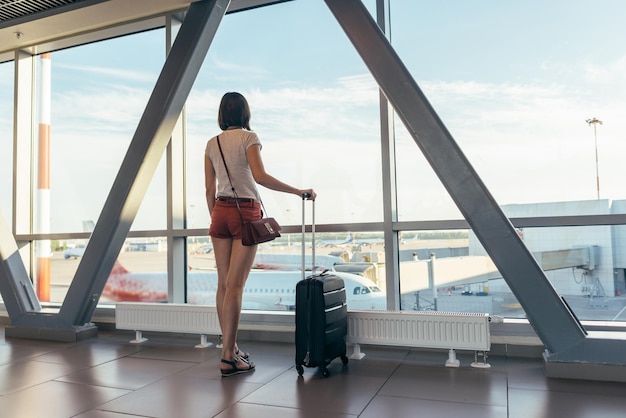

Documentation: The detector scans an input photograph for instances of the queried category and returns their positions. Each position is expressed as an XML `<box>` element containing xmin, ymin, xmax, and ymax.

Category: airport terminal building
<box><xmin>1</xmin><ymin>1</ymin><xmax>626</xmax><ymax>416</ymax></box>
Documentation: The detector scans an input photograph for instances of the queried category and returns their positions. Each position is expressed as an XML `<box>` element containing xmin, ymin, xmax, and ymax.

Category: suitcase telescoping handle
<box><xmin>301</xmin><ymin>193</ymin><xmax>315</xmax><ymax>280</ymax></box>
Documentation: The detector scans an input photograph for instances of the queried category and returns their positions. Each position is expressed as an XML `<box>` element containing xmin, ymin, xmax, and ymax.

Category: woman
<box><xmin>204</xmin><ymin>92</ymin><xmax>316</xmax><ymax>376</ymax></box>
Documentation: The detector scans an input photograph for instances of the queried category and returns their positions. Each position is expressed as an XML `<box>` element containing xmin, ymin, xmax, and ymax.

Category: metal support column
<box><xmin>0</xmin><ymin>208</ymin><xmax>40</xmax><ymax>319</ymax></box>
<box><xmin>376</xmin><ymin>0</ymin><xmax>400</xmax><ymax>310</ymax></box>
<box><xmin>165</xmin><ymin>12</ymin><xmax>188</xmax><ymax>304</ymax></box>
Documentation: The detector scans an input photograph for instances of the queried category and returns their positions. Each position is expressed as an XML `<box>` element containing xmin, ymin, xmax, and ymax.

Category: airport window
<box><xmin>47</xmin><ymin>237</ymin><xmax>168</xmax><ymax>305</ymax></box>
<box><xmin>0</xmin><ymin>61</ymin><xmax>12</xmax><ymax>223</ymax></box>
<box><xmin>0</xmin><ymin>61</ymin><xmax>11</xmax><ymax>305</ymax></box>
<box><xmin>399</xmin><ymin>222</ymin><xmax>626</xmax><ymax>322</ymax></box>
<box><xmin>38</xmin><ymin>29</ymin><xmax>165</xmax><ymax>234</ymax></box>
<box><xmin>391</xmin><ymin>2</ymin><xmax>626</xmax><ymax>220</ymax></box>
<box><xmin>384</xmin><ymin>2</ymin><xmax>626</xmax><ymax>322</ymax></box>
<box><xmin>186</xmin><ymin>0</ymin><xmax>382</xmax><ymax>231</ymax></box>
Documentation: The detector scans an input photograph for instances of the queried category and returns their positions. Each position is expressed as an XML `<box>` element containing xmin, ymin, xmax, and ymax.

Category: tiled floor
<box><xmin>0</xmin><ymin>327</ymin><xmax>625</xmax><ymax>418</ymax></box>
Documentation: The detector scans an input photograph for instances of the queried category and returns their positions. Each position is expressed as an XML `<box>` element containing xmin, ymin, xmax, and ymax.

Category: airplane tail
<box><xmin>110</xmin><ymin>259</ymin><xmax>129</xmax><ymax>275</ymax></box>
<box><xmin>82</xmin><ymin>220</ymin><xmax>95</xmax><ymax>233</ymax></box>
<box><xmin>103</xmin><ymin>259</ymin><xmax>168</xmax><ymax>302</ymax></box>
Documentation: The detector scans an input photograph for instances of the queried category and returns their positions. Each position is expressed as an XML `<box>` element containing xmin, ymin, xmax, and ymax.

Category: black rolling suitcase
<box><xmin>295</xmin><ymin>195</ymin><xmax>349</xmax><ymax>377</ymax></box>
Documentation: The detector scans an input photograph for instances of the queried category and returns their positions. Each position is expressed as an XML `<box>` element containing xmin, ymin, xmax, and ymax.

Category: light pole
<box><xmin>586</xmin><ymin>117</ymin><xmax>603</xmax><ymax>200</ymax></box>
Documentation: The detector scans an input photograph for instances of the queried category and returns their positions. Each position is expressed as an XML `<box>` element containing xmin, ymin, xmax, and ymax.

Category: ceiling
<box><xmin>0</xmin><ymin>0</ymin><xmax>96</xmax><ymax>24</ymax></box>
<box><xmin>0</xmin><ymin>0</ymin><xmax>289</xmax><ymax>62</ymax></box>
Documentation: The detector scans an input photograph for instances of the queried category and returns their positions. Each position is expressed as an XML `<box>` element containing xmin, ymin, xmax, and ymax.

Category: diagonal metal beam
<box><xmin>9</xmin><ymin>0</ymin><xmax>230</xmax><ymax>329</ymax></box>
<box><xmin>324</xmin><ymin>0</ymin><xmax>586</xmax><ymax>354</ymax></box>
<box><xmin>0</xmin><ymin>208</ymin><xmax>41</xmax><ymax>320</ymax></box>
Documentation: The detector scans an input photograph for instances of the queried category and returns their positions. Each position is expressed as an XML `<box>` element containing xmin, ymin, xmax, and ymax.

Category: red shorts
<box><xmin>209</xmin><ymin>200</ymin><xmax>262</xmax><ymax>239</ymax></box>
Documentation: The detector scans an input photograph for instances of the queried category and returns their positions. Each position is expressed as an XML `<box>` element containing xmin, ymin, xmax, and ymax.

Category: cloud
<box><xmin>204</xmin><ymin>55</ymin><xmax>270</xmax><ymax>81</ymax></box>
<box><xmin>51</xmin><ymin>84</ymin><xmax>151</xmax><ymax>133</ymax></box>
<box><xmin>54</xmin><ymin>62</ymin><xmax>158</xmax><ymax>83</ymax></box>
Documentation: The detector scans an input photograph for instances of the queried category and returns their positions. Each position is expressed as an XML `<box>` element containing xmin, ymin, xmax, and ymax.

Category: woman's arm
<box><xmin>247</xmin><ymin>144</ymin><xmax>316</xmax><ymax>200</ymax></box>
<box><xmin>204</xmin><ymin>155</ymin><xmax>217</xmax><ymax>214</ymax></box>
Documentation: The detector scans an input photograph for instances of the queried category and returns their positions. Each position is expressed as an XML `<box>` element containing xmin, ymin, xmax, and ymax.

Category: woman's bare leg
<box><xmin>213</xmin><ymin>237</ymin><xmax>257</xmax><ymax>370</ymax></box>
<box><xmin>211</xmin><ymin>236</ymin><xmax>232</xmax><ymax>352</ymax></box>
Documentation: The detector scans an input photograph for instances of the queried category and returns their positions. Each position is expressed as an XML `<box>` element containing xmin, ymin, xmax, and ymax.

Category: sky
<box><xmin>2</xmin><ymin>0</ymin><xmax>626</xmax><ymax>232</ymax></box>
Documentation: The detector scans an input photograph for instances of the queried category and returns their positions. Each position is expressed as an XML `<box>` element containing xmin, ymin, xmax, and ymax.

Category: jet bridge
<box><xmin>534</xmin><ymin>246</ymin><xmax>600</xmax><ymax>272</ymax></box>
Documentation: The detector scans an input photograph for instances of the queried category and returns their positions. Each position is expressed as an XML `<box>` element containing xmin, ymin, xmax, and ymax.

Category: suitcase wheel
<box><xmin>341</xmin><ymin>355</ymin><xmax>349</xmax><ymax>365</ymax></box>
<box><xmin>296</xmin><ymin>365</ymin><xmax>304</xmax><ymax>376</ymax></box>
<box><xmin>321</xmin><ymin>366</ymin><xmax>330</xmax><ymax>378</ymax></box>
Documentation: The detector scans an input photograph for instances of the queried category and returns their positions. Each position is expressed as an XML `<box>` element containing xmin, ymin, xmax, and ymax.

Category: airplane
<box><xmin>102</xmin><ymin>245</ymin><xmax>597</xmax><ymax>312</ymax></box>
<box><xmin>102</xmin><ymin>260</ymin><xmax>387</xmax><ymax>311</ymax></box>
<box><xmin>62</xmin><ymin>220</ymin><xmax>95</xmax><ymax>259</ymax></box>
<box><xmin>317</xmin><ymin>232</ymin><xmax>384</xmax><ymax>248</ymax></box>
<box><xmin>63</xmin><ymin>244</ymin><xmax>85</xmax><ymax>259</ymax></box>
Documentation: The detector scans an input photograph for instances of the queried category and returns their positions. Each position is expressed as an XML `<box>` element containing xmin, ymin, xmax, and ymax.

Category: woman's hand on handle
<box><xmin>300</xmin><ymin>189</ymin><xmax>316</xmax><ymax>201</ymax></box>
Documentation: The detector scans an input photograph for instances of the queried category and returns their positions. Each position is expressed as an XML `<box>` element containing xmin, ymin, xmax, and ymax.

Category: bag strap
<box><xmin>216</xmin><ymin>136</ymin><xmax>245</xmax><ymax>223</ymax></box>
<box><xmin>216</xmin><ymin>135</ymin><xmax>270</xmax><ymax>219</ymax></box>
<box><xmin>216</xmin><ymin>136</ymin><xmax>238</xmax><ymax>196</ymax></box>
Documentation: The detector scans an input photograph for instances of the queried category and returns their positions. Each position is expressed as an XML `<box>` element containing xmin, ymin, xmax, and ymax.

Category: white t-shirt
<box><xmin>205</xmin><ymin>129</ymin><xmax>262</xmax><ymax>200</ymax></box>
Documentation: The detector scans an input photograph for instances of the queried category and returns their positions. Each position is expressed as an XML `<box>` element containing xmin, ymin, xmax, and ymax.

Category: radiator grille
<box><xmin>115</xmin><ymin>303</ymin><xmax>489</xmax><ymax>352</ymax></box>
<box><xmin>347</xmin><ymin>310</ymin><xmax>490</xmax><ymax>351</ymax></box>
<box><xmin>115</xmin><ymin>302</ymin><xmax>221</xmax><ymax>335</ymax></box>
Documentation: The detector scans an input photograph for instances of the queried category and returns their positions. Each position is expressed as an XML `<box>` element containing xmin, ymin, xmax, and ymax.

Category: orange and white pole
<box><xmin>36</xmin><ymin>53</ymin><xmax>51</xmax><ymax>301</ymax></box>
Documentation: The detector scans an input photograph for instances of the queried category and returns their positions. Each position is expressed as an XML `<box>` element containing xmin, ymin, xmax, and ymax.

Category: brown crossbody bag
<box><xmin>216</xmin><ymin>136</ymin><xmax>281</xmax><ymax>246</ymax></box>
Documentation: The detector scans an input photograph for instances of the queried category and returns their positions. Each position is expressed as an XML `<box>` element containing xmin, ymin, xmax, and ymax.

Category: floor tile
<box><xmin>508</xmin><ymin>387</ymin><xmax>626</xmax><ymax>418</ymax></box>
<box><xmin>33</xmin><ymin>340</ymin><xmax>144</xmax><ymax>367</ymax></box>
<box><xmin>129</xmin><ymin>344</ymin><xmax>221</xmax><ymax>363</ymax></box>
<box><xmin>359</xmin><ymin>394</ymin><xmax>507</xmax><ymax>418</ymax></box>
<box><xmin>507</xmin><ymin>362</ymin><xmax>626</xmax><ymax>397</ymax></box>
<box><xmin>378</xmin><ymin>362</ymin><xmax>508</xmax><ymax>407</ymax></box>
<box><xmin>55</xmin><ymin>356</ymin><xmax>195</xmax><ymax>390</ymax></box>
<box><xmin>96</xmin><ymin>373</ymin><xmax>262</xmax><ymax>418</ymax></box>
<box><xmin>214</xmin><ymin>402</ymin><xmax>358</xmax><ymax>418</ymax></box>
<box><xmin>0</xmin><ymin>342</ymin><xmax>63</xmax><ymax>365</ymax></box>
<box><xmin>0</xmin><ymin>358</ymin><xmax>86</xmax><ymax>395</ymax></box>
<box><xmin>0</xmin><ymin>380</ymin><xmax>129</xmax><ymax>418</ymax></box>
<box><xmin>241</xmin><ymin>361</ymin><xmax>388</xmax><ymax>416</ymax></box>
<box><xmin>74</xmin><ymin>411</ymin><xmax>148</xmax><ymax>418</ymax></box>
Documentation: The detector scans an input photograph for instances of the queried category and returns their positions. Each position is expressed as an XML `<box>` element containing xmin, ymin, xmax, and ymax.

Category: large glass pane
<box><xmin>401</xmin><ymin>202</ymin><xmax>626</xmax><ymax>321</ymax></box>
<box><xmin>499</xmin><ymin>200</ymin><xmax>626</xmax><ymax>321</ymax></box>
<box><xmin>49</xmin><ymin>237</ymin><xmax>167</xmax><ymax>304</ymax></box>
<box><xmin>186</xmin><ymin>0</ymin><xmax>382</xmax><ymax>229</ymax></box>
<box><xmin>391</xmin><ymin>1</ymin><xmax>626</xmax><ymax>220</ymax></box>
<box><xmin>29</xmin><ymin>30</ymin><xmax>166</xmax><ymax>303</ymax></box>
<box><xmin>0</xmin><ymin>61</ymin><xmax>12</xmax><ymax>221</ymax></box>
<box><xmin>186</xmin><ymin>232</ymin><xmax>386</xmax><ymax>310</ymax></box>
<box><xmin>183</xmin><ymin>1</ymin><xmax>384</xmax><ymax>310</ymax></box>
<box><xmin>37</xmin><ymin>29</ymin><xmax>165</xmax><ymax>234</ymax></box>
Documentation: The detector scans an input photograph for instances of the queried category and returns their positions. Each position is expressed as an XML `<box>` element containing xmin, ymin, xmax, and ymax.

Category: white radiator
<box><xmin>115</xmin><ymin>302</ymin><xmax>221</xmax><ymax>347</ymax></box>
<box><xmin>347</xmin><ymin>310</ymin><xmax>491</xmax><ymax>367</ymax></box>
<box><xmin>114</xmin><ymin>303</ymin><xmax>491</xmax><ymax>366</ymax></box>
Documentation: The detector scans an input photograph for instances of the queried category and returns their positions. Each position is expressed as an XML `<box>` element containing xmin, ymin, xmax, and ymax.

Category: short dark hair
<box><xmin>218</xmin><ymin>92</ymin><xmax>251</xmax><ymax>130</ymax></box>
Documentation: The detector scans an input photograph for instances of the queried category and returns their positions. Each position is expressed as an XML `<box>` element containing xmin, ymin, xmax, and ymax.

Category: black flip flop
<box><xmin>220</xmin><ymin>358</ymin><xmax>255</xmax><ymax>377</ymax></box>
